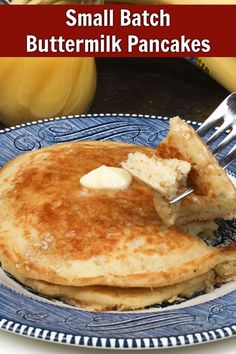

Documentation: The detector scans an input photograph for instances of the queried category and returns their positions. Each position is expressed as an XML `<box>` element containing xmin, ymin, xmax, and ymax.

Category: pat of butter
<box><xmin>80</xmin><ymin>165</ymin><xmax>132</xmax><ymax>190</ymax></box>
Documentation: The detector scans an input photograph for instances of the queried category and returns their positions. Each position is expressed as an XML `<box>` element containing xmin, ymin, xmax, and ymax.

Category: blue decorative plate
<box><xmin>0</xmin><ymin>114</ymin><xmax>235</xmax><ymax>349</ymax></box>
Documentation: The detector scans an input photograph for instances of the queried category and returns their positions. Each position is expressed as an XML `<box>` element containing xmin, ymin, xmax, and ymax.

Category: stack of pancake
<box><xmin>0</xmin><ymin>118</ymin><xmax>235</xmax><ymax>311</ymax></box>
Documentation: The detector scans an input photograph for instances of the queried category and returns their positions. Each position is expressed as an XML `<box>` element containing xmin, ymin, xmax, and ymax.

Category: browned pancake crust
<box><xmin>0</xmin><ymin>141</ymin><xmax>219</xmax><ymax>288</ymax></box>
<box><xmin>4</xmin><ymin>141</ymin><xmax>157</xmax><ymax>261</ymax></box>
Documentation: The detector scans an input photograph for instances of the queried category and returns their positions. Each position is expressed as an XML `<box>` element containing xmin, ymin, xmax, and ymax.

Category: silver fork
<box><xmin>170</xmin><ymin>92</ymin><xmax>236</xmax><ymax>204</ymax></box>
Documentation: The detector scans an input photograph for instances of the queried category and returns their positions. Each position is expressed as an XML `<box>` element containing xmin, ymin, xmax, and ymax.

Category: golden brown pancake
<box><xmin>0</xmin><ymin>141</ymin><xmax>220</xmax><ymax>288</ymax></box>
<box><xmin>0</xmin><ymin>139</ymin><xmax>235</xmax><ymax>311</ymax></box>
<box><xmin>5</xmin><ymin>243</ymin><xmax>236</xmax><ymax>311</ymax></box>
<box><xmin>8</xmin><ymin>268</ymin><xmax>216</xmax><ymax>312</ymax></box>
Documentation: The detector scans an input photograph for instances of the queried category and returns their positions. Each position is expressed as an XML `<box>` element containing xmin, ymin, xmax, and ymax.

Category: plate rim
<box><xmin>0</xmin><ymin>112</ymin><xmax>235</xmax><ymax>350</ymax></box>
<box><xmin>0</xmin><ymin>112</ymin><xmax>200</xmax><ymax>134</ymax></box>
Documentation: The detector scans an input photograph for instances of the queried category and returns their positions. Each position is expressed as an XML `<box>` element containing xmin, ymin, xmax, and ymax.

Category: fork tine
<box><xmin>213</xmin><ymin>126</ymin><xmax>236</xmax><ymax>156</ymax></box>
<box><xmin>206</xmin><ymin>119</ymin><xmax>234</xmax><ymax>146</ymax></box>
<box><xmin>197</xmin><ymin>96</ymin><xmax>229</xmax><ymax>137</ymax></box>
<box><xmin>219</xmin><ymin>145</ymin><xmax>236</xmax><ymax>169</ymax></box>
<box><xmin>170</xmin><ymin>93</ymin><xmax>236</xmax><ymax>205</ymax></box>
<box><xmin>169</xmin><ymin>188</ymin><xmax>194</xmax><ymax>204</ymax></box>
<box><xmin>170</xmin><ymin>144</ymin><xmax>235</xmax><ymax>204</ymax></box>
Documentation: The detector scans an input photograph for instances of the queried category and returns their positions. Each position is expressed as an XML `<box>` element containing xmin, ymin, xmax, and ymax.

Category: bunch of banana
<box><xmin>0</xmin><ymin>2</ymin><xmax>97</xmax><ymax>127</ymax></box>
<box><xmin>0</xmin><ymin>57</ymin><xmax>96</xmax><ymax>126</ymax></box>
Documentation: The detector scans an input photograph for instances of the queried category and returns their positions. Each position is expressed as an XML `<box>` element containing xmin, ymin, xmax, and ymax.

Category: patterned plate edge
<box><xmin>1</xmin><ymin>113</ymin><xmax>234</xmax><ymax>178</ymax></box>
<box><xmin>0</xmin><ymin>317</ymin><xmax>236</xmax><ymax>349</ymax></box>
<box><xmin>0</xmin><ymin>113</ymin><xmax>235</xmax><ymax>349</ymax></box>
<box><xmin>0</xmin><ymin>113</ymin><xmax>195</xmax><ymax>135</ymax></box>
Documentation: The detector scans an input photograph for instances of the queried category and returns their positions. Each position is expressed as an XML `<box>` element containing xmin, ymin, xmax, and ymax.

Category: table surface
<box><xmin>0</xmin><ymin>329</ymin><xmax>236</xmax><ymax>354</ymax></box>
<box><xmin>0</xmin><ymin>58</ymin><xmax>234</xmax><ymax>352</ymax></box>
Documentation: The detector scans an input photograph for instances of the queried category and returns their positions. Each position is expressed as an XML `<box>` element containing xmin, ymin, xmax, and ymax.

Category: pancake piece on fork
<box><xmin>123</xmin><ymin>117</ymin><xmax>236</xmax><ymax>229</ymax></box>
<box><xmin>155</xmin><ymin>116</ymin><xmax>236</xmax><ymax>226</ymax></box>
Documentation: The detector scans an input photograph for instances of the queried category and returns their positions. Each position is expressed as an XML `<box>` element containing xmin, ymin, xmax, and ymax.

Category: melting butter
<box><xmin>80</xmin><ymin>165</ymin><xmax>132</xmax><ymax>190</ymax></box>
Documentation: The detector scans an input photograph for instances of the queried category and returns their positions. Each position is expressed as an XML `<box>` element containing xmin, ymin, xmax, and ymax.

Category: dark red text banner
<box><xmin>0</xmin><ymin>4</ymin><xmax>235</xmax><ymax>57</ymax></box>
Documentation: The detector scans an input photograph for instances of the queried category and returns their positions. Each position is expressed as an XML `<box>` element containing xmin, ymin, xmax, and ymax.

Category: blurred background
<box><xmin>90</xmin><ymin>57</ymin><xmax>229</xmax><ymax>121</ymax></box>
